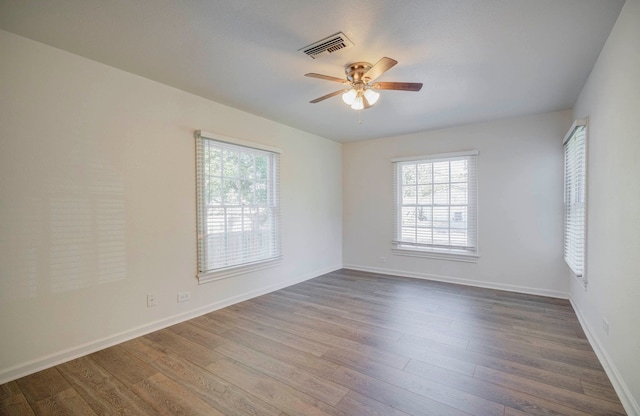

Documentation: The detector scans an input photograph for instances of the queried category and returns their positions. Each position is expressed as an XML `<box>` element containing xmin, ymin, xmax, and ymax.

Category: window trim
<box><xmin>562</xmin><ymin>119</ymin><xmax>588</xmax><ymax>286</ymax></box>
<box><xmin>195</xmin><ymin>130</ymin><xmax>282</xmax><ymax>284</ymax></box>
<box><xmin>392</xmin><ymin>149</ymin><xmax>479</xmax><ymax>262</ymax></box>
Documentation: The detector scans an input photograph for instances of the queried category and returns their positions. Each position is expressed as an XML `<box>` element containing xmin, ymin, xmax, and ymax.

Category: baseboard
<box><xmin>570</xmin><ymin>298</ymin><xmax>640</xmax><ymax>416</ymax></box>
<box><xmin>0</xmin><ymin>264</ymin><xmax>341</xmax><ymax>385</ymax></box>
<box><xmin>343</xmin><ymin>264</ymin><xmax>569</xmax><ymax>299</ymax></box>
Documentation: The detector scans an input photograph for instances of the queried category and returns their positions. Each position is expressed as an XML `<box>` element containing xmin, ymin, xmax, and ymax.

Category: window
<box><xmin>563</xmin><ymin>119</ymin><xmax>587</xmax><ymax>282</ymax></box>
<box><xmin>195</xmin><ymin>131</ymin><xmax>281</xmax><ymax>283</ymax></box>
<box><xmin>393</xmin><ymin>150</ymin><xmax>478</xmax><ymax>261</ymax></box>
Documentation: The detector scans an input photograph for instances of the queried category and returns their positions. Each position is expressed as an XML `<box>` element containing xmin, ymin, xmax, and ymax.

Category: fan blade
<box><xmin>363</xmin><ymin>57</ymin><xmax>398</xmax><ymax>82</ymax></box>
<box><xmin>371</xmin><ymin>82</ymin><xmax>423</xmax><ymax>91</ymax></box>
<box><xmin>305</xmin><ymin>73</ymin><xmax>349</xmax><ymax>85</ymax></box>
<box><xmin>309</xmin><ymin>89</ymin><xmax>348</xmax><ymax>103</ymax></box>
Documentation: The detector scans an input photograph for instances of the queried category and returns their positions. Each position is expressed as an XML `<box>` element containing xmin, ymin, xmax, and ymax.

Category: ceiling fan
<box><xmin>305</xmin><ymin>57</ymin><xmax>422</xmax><ymax>110</ymax></box>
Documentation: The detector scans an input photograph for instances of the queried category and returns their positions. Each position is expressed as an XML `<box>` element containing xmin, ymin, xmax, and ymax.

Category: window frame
<box><xmin>392</xmin><ymin>150</ymin><xmax>479</xmax><ymax>262</ymax></box>
<box><xmin>563</xmin><ymin>119</ymin><xmax>588</xmax><ymax>286</ymax></box>
<box><xmin>195</xmin><ymin>130</ymin><xmax>282</xmax><ymax>284</ymax></box>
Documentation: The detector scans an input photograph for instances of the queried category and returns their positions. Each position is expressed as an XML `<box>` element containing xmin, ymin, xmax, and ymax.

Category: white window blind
<box><xmin>393</xmin><ymin>150</ymin><xmax>478</xmax><ymax>260</ymax></box>
<box><xmin>563</xmin><ymin>120</ymin><xmax>587</xmax><ymax>280</ymax></box>
<box><xmin>196</xmin><ymin>131</ymin><xmax>281</xmax><ymax>283</ymax></box>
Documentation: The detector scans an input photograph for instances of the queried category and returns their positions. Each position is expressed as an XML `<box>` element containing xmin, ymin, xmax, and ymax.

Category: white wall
<box><xmin>343</xmin><ymin>110</ymin><xmax>572</xmax><ymax>297</ymax></box>
<box><xmin>570</xmin><ymin>0</ymin><xmax>640</xmax><ymax>413</ymax></box>
<box><xmin>0</xmin><ymin>30</ymin><xmax>342</xmax><ymax>383</ymax></box>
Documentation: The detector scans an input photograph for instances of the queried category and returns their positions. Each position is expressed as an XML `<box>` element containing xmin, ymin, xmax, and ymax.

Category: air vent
<box><xmin>299</xmin><ymin>32</ymin><xmax>354</xmax><ymax>59</ymax></box>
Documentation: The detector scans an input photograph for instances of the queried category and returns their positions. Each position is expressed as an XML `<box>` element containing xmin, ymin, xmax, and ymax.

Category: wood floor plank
<box><xmin>56</xmin><ymin>355</ymin><xmax>156</xmax><ymax>415</ymax></box>
<box><xmin>582</xmin><ymin>379</ymin><xmax>623</xmax><ymax>403</ymax></box>
<box><xmin>405</xmin><ymin>358</ymin><xmax>604</xmax><ymax>416</ymax></box>
<box><xmin>119</xmin><ymin>336</ymin><xmax>167</xmax><ymax>364</ymax></box>
<box><xmin>32</xmin><ymin>387</ymin><xmax>98</xmax><ymax>416</ymax></box>
<box><xmin>474</xmin><ymin>365</ymin><xmax>626</xmax><ymax>415</ymax></box>
<box><xmin>323</xmin><ymin>347</ymin><xmax>504</xmax><ymax>416</ymax></box>
<box><xmin>398</xmin><ymin>335</ymin><xmax>603</xmax><ymax>394</ymax></box>
<box><xmin>15</xmin><ymin>368</ymin><xmax>70</xmax><ymax>404</ymax></box>
<box><xmin>148</xmin><ymin>353</ymin><xmax>283</xmax><ymax>416</ymax></box>
<box><xmin>0</xmin><ymin>382</ymin><xmax>22</xmax><ymax>402</ymax></box>
<box><xmin>206</xmin><ymin>358</ymin><xmax>341</xmax><ymax>416</ymax></box>
<box><xmin>167</xmin><ymin>321</ymin><xmax>229</xmax><ymax>350</ymax></box>
<box><xmin>217</xmin><ymin>305</ymin><xmax>410</xmax><ymax>368</ymax></box>
<box><xmin>191</xmin><ymin>313</ymin><xmax>235</xmax><ymax>334</ymax></box>
<box><xmin>204</xmin><ymin>309</ymin><xmax>332</xmax><ymax>356</ymax></box>
<box><xmin>1</xmin><ymin>269</ymin><xmax>627</xmax><ymax>416</ymax></box>
<box><xmin>220</xmin><ymin>327</ymin><xmax>340</xmax><ymax>378</ymax></box>
<box><xmin>0</xmin><ymin>392</ymin><xmax>35</xmax><ymax>416</ymax></box>
<box><xmin>132</xmin><ymin>372</ymin><xmax>225</xmax><ymax>415</ymax></box>
<box><xmin>329</xmin><ymin>366</ymin><xmax>470</xmax><ymax>416</ymax></box>
<box><xmin>144</xmin><ymin>328</ymin><xmax>223</xmax><ymax>368</ymax></box>
<box><xmin>90</xmin><ymin>345</ymin><xmax>158</xmax><ymax>386</ymax></box>
<box><xmin>335</xmin><ymin>390</ymin><xmax>412</xmax><ymax>416</ymax></box>
<box><xmin>215</xmin><ymin>341</ymin><xmax>349</xmax><ymax>406</ymax></box>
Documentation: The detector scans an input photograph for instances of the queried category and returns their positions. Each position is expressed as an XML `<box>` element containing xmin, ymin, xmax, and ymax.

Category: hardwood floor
<box><xmin>0</xmin><ymin>269</ymin><xmax>627</xmax><ymax>415</ymax></box>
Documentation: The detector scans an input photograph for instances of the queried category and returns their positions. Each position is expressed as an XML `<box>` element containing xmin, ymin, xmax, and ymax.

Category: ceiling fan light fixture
<box><xmin>364</xmin><ymin>89</ymin><xmax>380</xmax><ymax>106</ymax></box>
<box><xmin>342</xmin><ymin>89</ymin><xmax>357</xmax><ymax>105</ymax></box>
<box><xmin>351</xmin><ymin>94</ymin><xmax>364</xmax><ymax>110</ymax></box>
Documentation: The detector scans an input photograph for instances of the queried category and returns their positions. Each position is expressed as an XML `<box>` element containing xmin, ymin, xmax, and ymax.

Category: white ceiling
<box><xmin>0</xmin><ymin>0</ymin><xmax>624</xmax><ymax>142</ymax></box>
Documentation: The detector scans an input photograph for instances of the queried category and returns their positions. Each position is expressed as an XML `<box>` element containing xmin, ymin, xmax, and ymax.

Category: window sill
<box><xmin>392</xmin><ymin>247</ymin><xmax>478</xmax><ymax>263</ymax></box>
<box><xmin>197</xmin><ymin>257</ymin><xmax>282</xmax><ymax>284</ymax></box>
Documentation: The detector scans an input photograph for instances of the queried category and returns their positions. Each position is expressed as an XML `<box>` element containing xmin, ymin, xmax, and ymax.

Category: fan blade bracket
<box><xmin>305</xmin><ymin>73</ymin><xmax>350</xmax><ymax>85</ymax></box>
<box><xmin>362</xmin><ymin>57</ymin><xmax>398</xmax><ymax>82</ymax></box>
<box><xmin>371</xmin><ymin>82</ymin><xmax>423</xmax><ymax>91</ymax></box>
<box><xmin>309</xmin><ymin>89</ymin><xmax>349</xmax><ymax>103</ymax></box>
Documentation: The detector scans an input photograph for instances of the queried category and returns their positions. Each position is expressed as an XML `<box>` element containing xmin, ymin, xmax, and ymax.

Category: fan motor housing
<box><xmin>345</xmin><ymin>62</ymin><xmax>373</xmax><ymax>83</ymax></box>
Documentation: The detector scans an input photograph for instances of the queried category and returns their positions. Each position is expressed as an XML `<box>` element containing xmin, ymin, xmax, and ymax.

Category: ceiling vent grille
<box><xmin>299</xmin><ymin>32</ymin><xmax>354</xmax><ymax>59</ymax></box>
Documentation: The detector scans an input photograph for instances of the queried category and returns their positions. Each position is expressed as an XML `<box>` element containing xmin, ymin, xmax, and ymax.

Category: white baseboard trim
<box><xmin>570</xmin><ymin>298</ymin><xmax>640</xmax><ymax>416</ymax></box>
<box><xmin>343</xmin><ymin>264</ymin><xmax>569</xmax><ymax>299</ymax></box>
<box><xmin>0</xmin><ymin>264</ymin><xmax>341</xmax><ymax>385</ymax></box>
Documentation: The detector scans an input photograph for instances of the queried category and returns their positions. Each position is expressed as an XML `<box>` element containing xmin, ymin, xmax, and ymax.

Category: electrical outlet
<box><xmin>147</xmin><ymin>293</ymin><xmax>157</xmax><ymax>307</ymax></box>
<box><xmin>378</xmin><ymin>256</ymin><xmax>387</xmax><ymax>263</ymax></box>
<box><xmin>602</xmin><ymin>317</ymin><xmax>610</xmax><ymax>335</ymax></box>
<box><xmin>177</xmin><ymin>291</ymin><xmax>191</xmax><ymax>303</ymax></box>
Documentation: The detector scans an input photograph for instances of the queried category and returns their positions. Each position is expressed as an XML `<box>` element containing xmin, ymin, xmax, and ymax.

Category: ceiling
<box><xmin>0</xmin><ymin>0</ymin><xmax>624</xmax><ymax>142</ymax></box>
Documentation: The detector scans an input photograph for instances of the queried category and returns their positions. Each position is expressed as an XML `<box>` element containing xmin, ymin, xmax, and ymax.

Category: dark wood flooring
<box><xmin>0</xmin><ymin>269</ymin><xmax>627</xmax><ymax>415</ymax></box>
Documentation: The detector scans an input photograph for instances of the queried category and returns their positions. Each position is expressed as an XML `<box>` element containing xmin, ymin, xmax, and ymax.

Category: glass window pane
<box><xmin>255</xmin><ymin>155</ymin><xmax>268</xmax><ymax>180</ymax></box>
<box><xmin>226</xmin><ymin>207</ymin><xmax>242</xmax><ymax>232</ymax></box>
<box><xmin>450</xmin><ymin>159</ymin><xmax>467</xmax><ymax>182</ymax></box>
<box><xmin>239</xmin><ymin>153</ymin><xmax>254</xmax><ymax>179</ymax></box>
<box><xmin>417</xmin><ymin>185</ymin><xmax>432</xmax><ymax>205</ymax></box>
<box><xmin>417</xmin><ymin>227</ymin><xmax>432</xmax><ymax>245</ymax></box>
<box><xmin>417</xmin><ymin>163</ymin><xmax>432</xmax><ymax>184</ymax></box>
<box><xmin>402</xmin><ymin>185</ymin><xmax>416</xmax><ymax>205</ymax></box>
<box><xmin>255</xmin><ymin>181</ymin><xmax>267</xmax><ymax>205</ymax></box>
<box><xmin>240</xmin><ymin>179</ymin><xmax>254</xmax><ymax>205</ymax></box>
<box><xmin>417</xmin><ymin>207</ymin><xmax>432</xmax><ymax>228</ymax></box>
<box><xmin>402</xmin><ymin>164</ymin><xmax>417</xmax><ymax>185</ymax></box>
<box><xmin>402</xmin><ymin>207</ymin><xmax>416</xmax><ymax>227</ymax></box>
<box><xmin>206</xmin><ymin>208</ymin><xmax>225</xmax><ymax>234</ymax></box>
<box><xmin>450</xmin><ymin>230</ymin><xmax>468</xmax><ymax>247</ymax></box>
<box><xmin>434</xmin><ymin>184</ymin><xmax>449</xmax><ymax>205</ymax></box>
<box><xmin>208</xmin><ymin>177</ymin><xmax>222</xmax><ymax>205</ymax></box>
<box><xmin>207</xmin><ymin>147</ymin><xmax>222</xmax><ymax>177</ymax></box>
<box><xmin>450</xmin><ymin>207</ymin><xmax>467</xmax><ymax>229</ymax></box>
<box><xmin>433</xmin><ymin>228</ymin><xmax>449</xmax><ymax>245</ymax></box>
<box><xmin>223</xmin><ymin>179</ymin><xmax>239</xmax><ymax>205</ymax></box>
<box><xmin>433</xmin><ymin>206</ymin><xmax>449</xmax><ymax>228</ymax></box>
<box><xmin>450</xmin><ymin>183</ymin><xmax>467</xmax><ymax>205</ymax></box>
<box><xmin>223</xmin><ymin>150</ymin><xmax>239</xmax><ymax>178</ymax></box>
<box><xmin>401</xmin><ymin>227</ymin><xmax>416</xmax><ymax>243</ymax></box>
<box><xmin>433</xmin><ymin>161</ymin><xmax>449</xmax><ymax>183</ymax></box>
